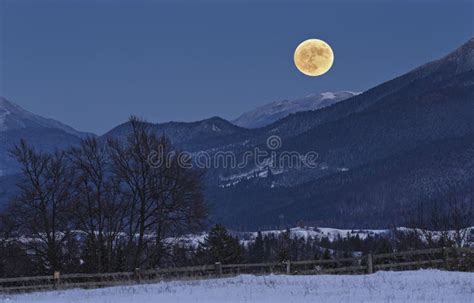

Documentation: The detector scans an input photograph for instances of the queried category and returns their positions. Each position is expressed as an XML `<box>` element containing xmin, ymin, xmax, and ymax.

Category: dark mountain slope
<box><xmin>283</xmin><ymin>70</ymin><xmax>474</xmax><ymax>169</ymax></box>
<box><xmin>0</xmin><ymin>174</ymin><xmax>19</xmax><ymax>211</ymax></box>
<box><xmin>208</xmin><ymin>132</ymin><xmax>474</xmax><ymax>230</ymax></box>
<box><xmin>0</xmin><ymin>127</ymin><xmax>84</xmax><ymax>176</ymax></box>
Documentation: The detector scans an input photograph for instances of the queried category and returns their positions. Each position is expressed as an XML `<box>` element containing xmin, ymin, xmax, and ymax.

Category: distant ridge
<box><xmin>232</xmin><ymin>91</ymin><xmax>359</xmax><ymax>128</ymax></box>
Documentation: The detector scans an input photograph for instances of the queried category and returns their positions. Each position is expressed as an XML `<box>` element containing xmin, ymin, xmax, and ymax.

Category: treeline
<box><xmin>143</xmin><ymin>223</ymin><xmax>473</xmax><ymax>269</ymax></box>
<box><xmin>0</xmin><ymin>117</ymin><xmax>207</xmax><ymax>277</ymax></box>
<box><xmin>0</xmin><ymin>219</ymin><xmax>472</xmax><ymax>278</ymax></box>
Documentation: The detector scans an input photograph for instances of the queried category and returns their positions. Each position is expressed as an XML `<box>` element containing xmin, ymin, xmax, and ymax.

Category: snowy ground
<box><xmin>2</xmin><ymin>270</ymin><xmax>473</xmax><ymax>303</ymax></box>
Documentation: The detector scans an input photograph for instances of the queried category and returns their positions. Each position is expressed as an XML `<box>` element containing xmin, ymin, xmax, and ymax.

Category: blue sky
<box><xmin>1</xmin><ymin>0</ymin><xmax>473</xmax><ymax>134</ymax></box>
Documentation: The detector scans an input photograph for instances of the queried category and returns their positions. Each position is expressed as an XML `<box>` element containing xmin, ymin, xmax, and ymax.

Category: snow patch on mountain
<box><xmin>321</xmin><ymin>92</ymin><xmax>336</xmax><ymax>99</ymax></box>
<box><xmin>211</xmin><ymin>124</ymin><xmax>221</xmax><ymax>132</ymax></box>
<box><xmin>0</xmin><ymin>108</ymin><xmax>10</xmax><ymax>130</ymax></box>
<box><xmin>218</xmin><ymin>158</ymin><xmax>286</xmax><ymax>188</ymax></box>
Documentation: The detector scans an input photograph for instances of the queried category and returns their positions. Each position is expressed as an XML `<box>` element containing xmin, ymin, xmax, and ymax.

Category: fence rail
<box><xmin>1</xmin><ymin>247</ymin><xmax>472</xmax><ymax>293</ymax></box>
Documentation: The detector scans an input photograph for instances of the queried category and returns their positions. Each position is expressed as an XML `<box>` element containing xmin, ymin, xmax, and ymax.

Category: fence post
<box><xmin>286</xmin><ymin>261</ymin><xmax>291</xmax><ymax>274</ymax></box>
<box><xmin>53</xmin><ymin>271</ymin><xmax>61</xmax><ymax>289</ymax></box>
<box><xmin>215</xmin><ymin>262</ymin><xmax>222</xmax><ymax>277</ymax></box>
<box><xmin>442</xmin><ymin>247</ymin><xmax>449</xmax><ymax>269</ymax></box>
<box><xmin>134</xmin><ymin>268</ymin><xmax>142</xmax><ymax>283</ymax></box>
<box><xmin>367</xmin><ymin>254</ymin><xmax>373</xmax><ymax>274</ymax></box>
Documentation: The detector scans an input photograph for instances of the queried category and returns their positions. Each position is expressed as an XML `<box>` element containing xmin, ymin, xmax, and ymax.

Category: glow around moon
<box><xmin>294</xmin><ymin>39</ymin><xmax>334</xmax><ymax>76</ymax></box>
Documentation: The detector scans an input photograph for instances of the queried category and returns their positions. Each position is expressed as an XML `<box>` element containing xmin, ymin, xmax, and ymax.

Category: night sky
<box><xmin>1</xmin><ymin>0</ymin><xmax>472</xmax><ymax>134</ymax></box>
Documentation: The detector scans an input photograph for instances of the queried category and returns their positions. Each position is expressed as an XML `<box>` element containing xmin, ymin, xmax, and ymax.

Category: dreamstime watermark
<box><xmin>147</xmin><ymin>135</ymin><xmax>320</xmax><ymax>170</ymax></box>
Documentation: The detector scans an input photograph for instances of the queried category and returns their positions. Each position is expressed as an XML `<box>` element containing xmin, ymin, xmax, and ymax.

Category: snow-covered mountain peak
<box><xmin>0</xmin><ymin>96</ymin><xmax>91</xmax><ymax>137</ymax></box>
<box><xmin>232</xmin><ymin>91</ymin><xmax>360</xmax><ymax>128</ymax></box>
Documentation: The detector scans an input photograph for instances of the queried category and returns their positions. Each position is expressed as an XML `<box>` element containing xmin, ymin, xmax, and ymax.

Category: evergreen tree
<box><xmin>322</xmin><ymin>249</ymin><xmax>331</xmax><ymax>260</ymax></box>
<box><xmin>198</xmin><ymin>224</ymin><xmax>242</xmax><ymax>264</ymax></box>
<box><xmin>249</xmin><ymin>231</ymin><xmax>265</xmax><ymax>262</ymax></box>
<box><xmin>276</xmin><ymin>229</ymin><xmax>291</xmax><ymax>262</ymax></box>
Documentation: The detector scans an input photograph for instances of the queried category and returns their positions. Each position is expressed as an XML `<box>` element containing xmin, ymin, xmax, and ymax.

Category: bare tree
<box><xmin>403</xmin><ymin>189</ymin><xmax>473</xmax><ymax>249</ymax></box>
<box><xmin>68</xmin><ymin>137</ymin><xmax>129</xmax><ymax>272</ymax></box>
<box><xmin>8</xmin><ymin>140</ymin><xmax>73</xmax><ymax>273</ymax></box>
<box><xmin>108</xmin><ymin>116</ymin><xmax>207</xmax><ymax>269</ymax></box>
<box><xmin>147</xmin><ymin>145</ymin><xmax>207</xmax><ymax>267</ymax></box>
<box><xmin>445</xmin><ymin>191</ymin><xmax>473</xmax><ymax>247</ymax></box>
<box><xmin>408</xmin><ymin>200</ymin><xmax>451</xmax><ymax>248</ymax></box>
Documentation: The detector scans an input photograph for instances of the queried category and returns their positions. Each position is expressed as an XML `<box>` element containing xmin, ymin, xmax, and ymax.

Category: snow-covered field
<box><xmin>3</xmin><ymin>270</ymin><xmax>473</xmax><ymax>303</ymax></box>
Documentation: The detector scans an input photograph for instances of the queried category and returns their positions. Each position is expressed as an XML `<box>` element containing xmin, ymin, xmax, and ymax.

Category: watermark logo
<box><xmin>147</xmin><ymin>135</ymin><xmax>320</xmax><ymax>170</ymax></box>
<box><xmin>266</xmin><ymin>135</ymin><xmax>282</xmax><ymax>150</ymax></box>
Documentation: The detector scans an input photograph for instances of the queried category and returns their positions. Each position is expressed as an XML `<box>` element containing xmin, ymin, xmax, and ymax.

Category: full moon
<box><xmin>294</xmin><ymin>39</ymin><xmax>334</xmax><ymax>76</ymax></box>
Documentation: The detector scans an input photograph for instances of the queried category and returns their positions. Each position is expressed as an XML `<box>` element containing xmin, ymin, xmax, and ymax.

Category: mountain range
<box><xmin>1</xmin><ymin>38</ymin><xmax>473</xmax><ymax>230</ymax></box>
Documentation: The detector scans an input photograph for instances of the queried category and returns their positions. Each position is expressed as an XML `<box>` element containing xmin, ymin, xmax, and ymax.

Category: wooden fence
<box><xmin>1</xmin><ymin>247</ymin><xmax>472</xmax><ymax>293</ymax></box>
